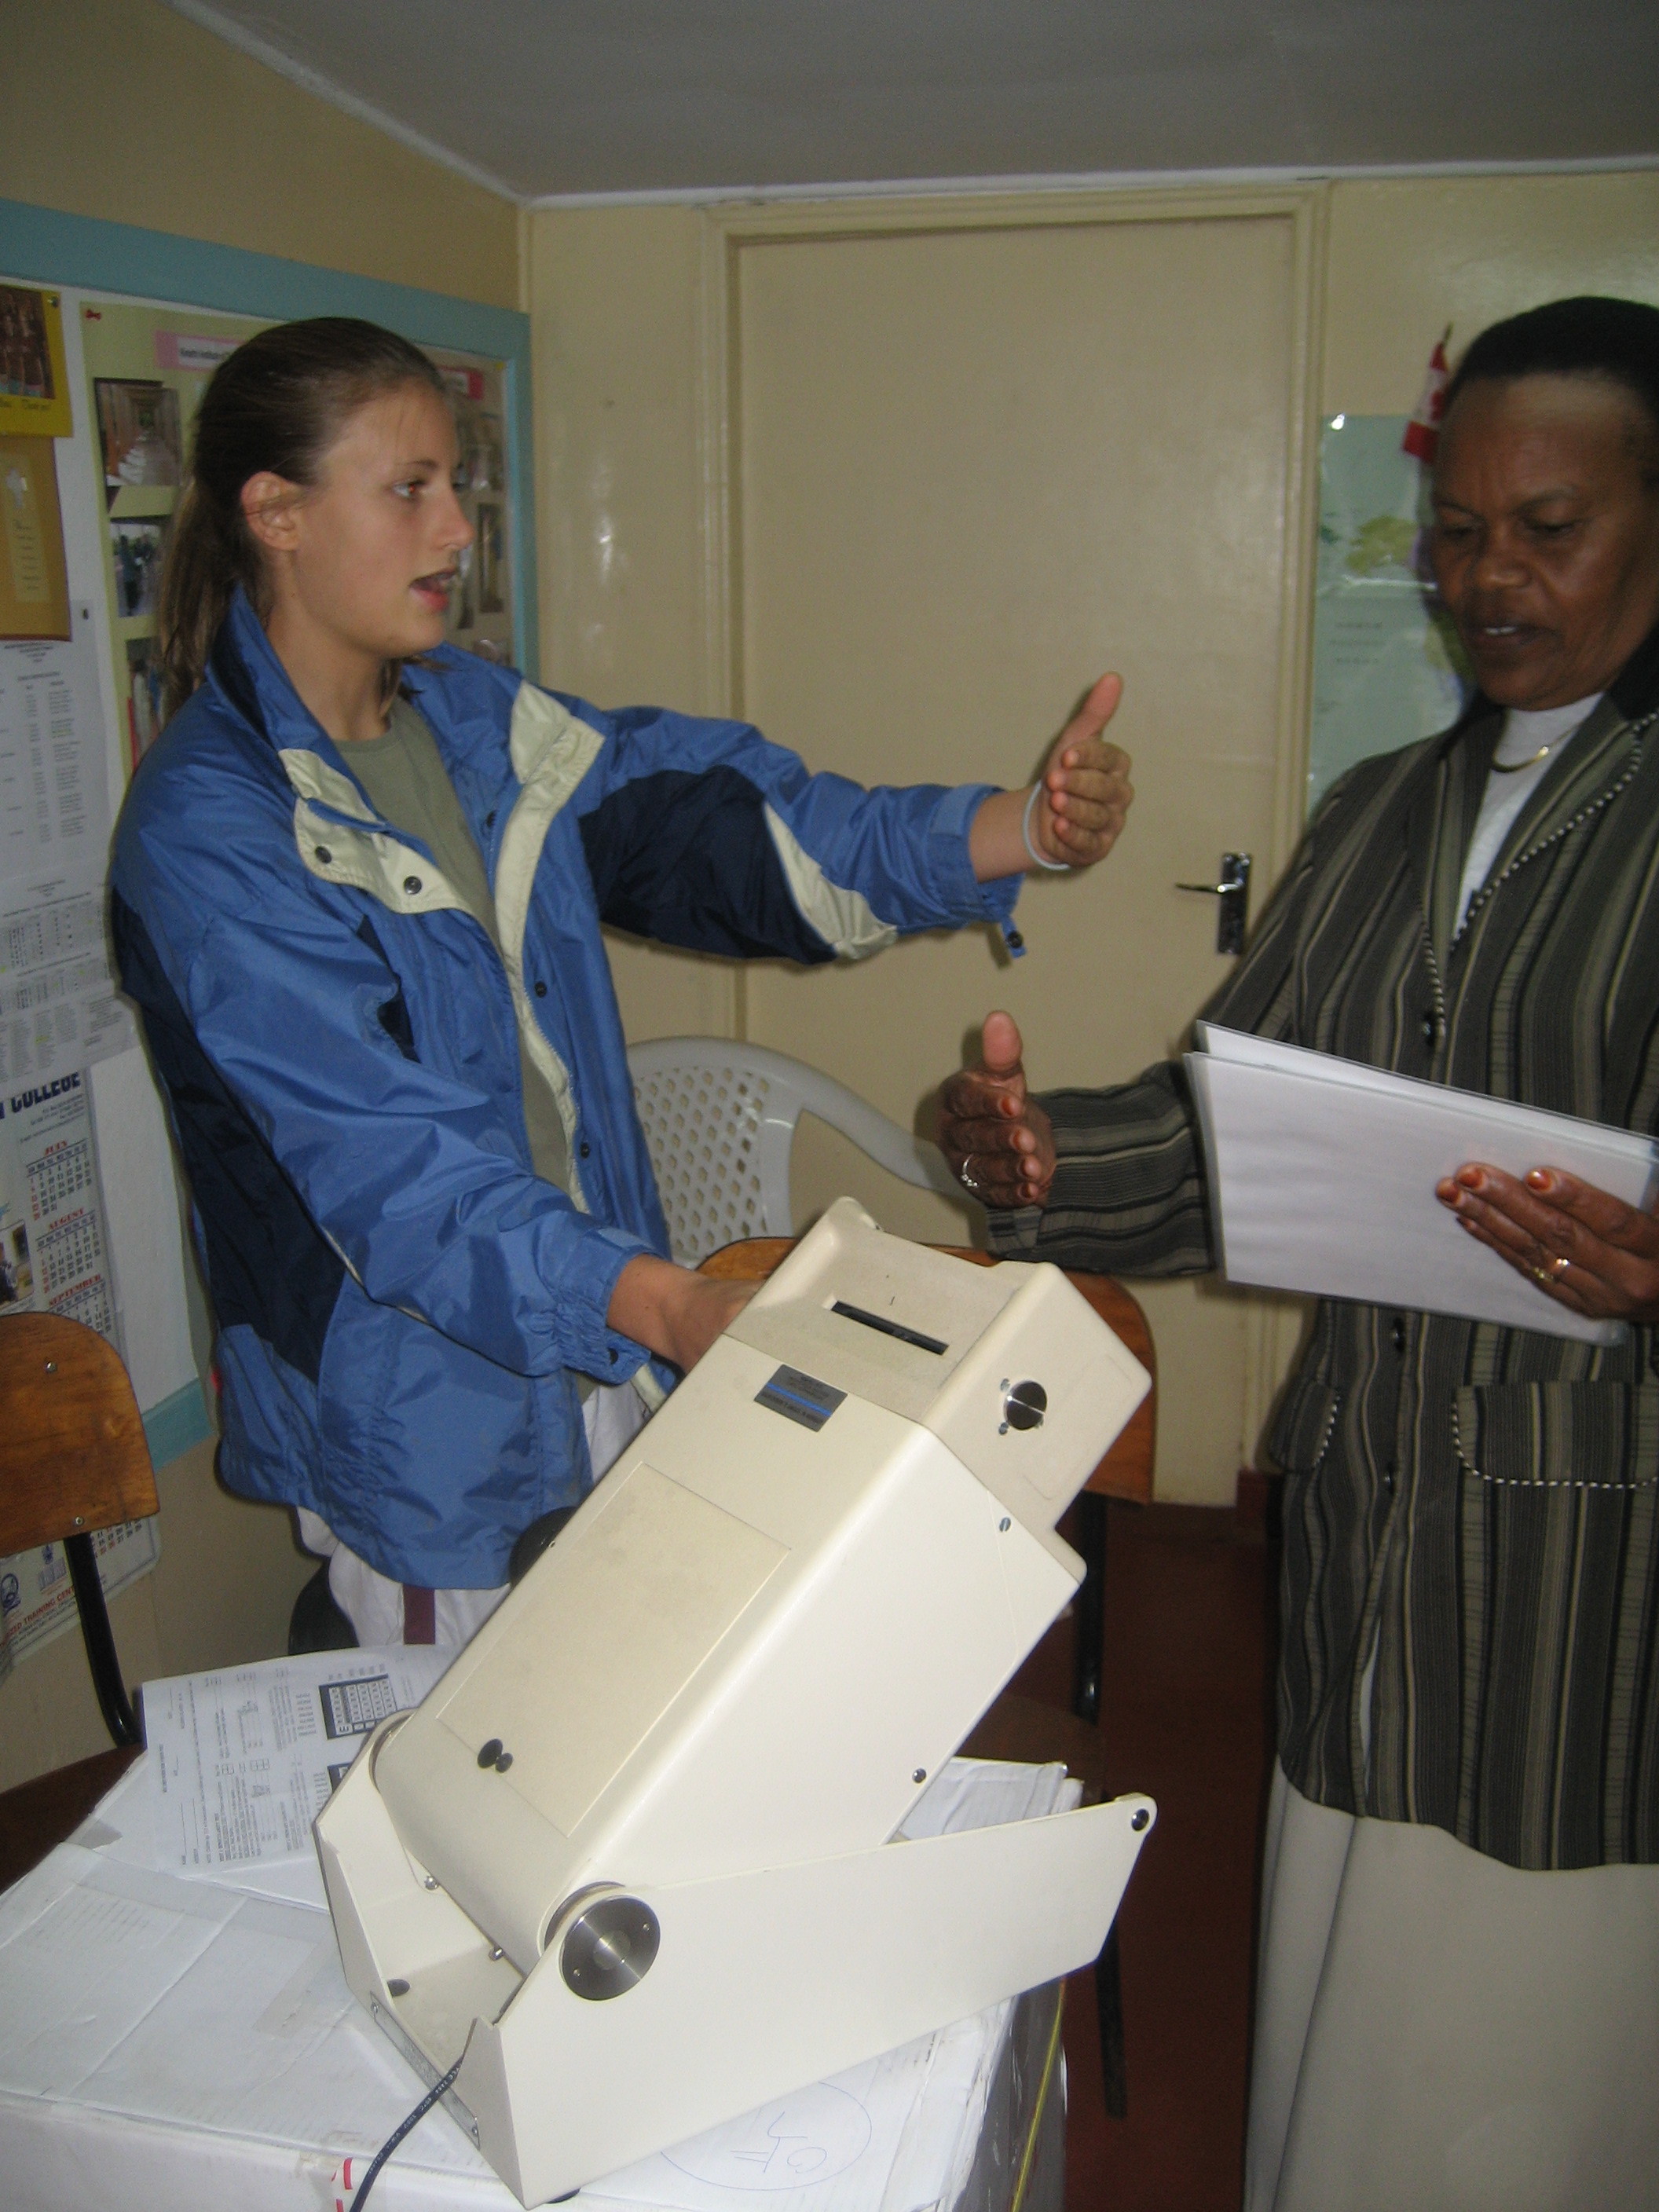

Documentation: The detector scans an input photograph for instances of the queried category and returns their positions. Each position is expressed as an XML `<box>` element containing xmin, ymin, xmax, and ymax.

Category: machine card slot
<box><xmin>830</xmin><ymin>1301</ymin><xmax>947</xmax><ymax>1356</ymax></box>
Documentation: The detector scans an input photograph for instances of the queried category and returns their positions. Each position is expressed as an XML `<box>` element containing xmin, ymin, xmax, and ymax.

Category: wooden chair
<box><xmin>699</xmin><ymin>1236</ymin><xmax>1155</xmax><ymax>2117</ymax></box>
<box><xmin>0</xmin><ymin>1313</ymin><xmax>159</xmax><ymax>1749</ymax></box>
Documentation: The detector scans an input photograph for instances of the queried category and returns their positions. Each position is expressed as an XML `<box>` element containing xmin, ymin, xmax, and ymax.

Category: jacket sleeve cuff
<box><xmin>937</xmin><ymin>784</ymin><xmax>1024</xmax><ymax>928</ymax></box>
<box><xmin>552</xmin><ymin>1224</ymin><xmax>655</xmax><ymax>1383</ymax></box>
<box><xmin>985</xmin><ymin>1202</ymin><xmax>1042</xmax><ymax>1256</ymax></box>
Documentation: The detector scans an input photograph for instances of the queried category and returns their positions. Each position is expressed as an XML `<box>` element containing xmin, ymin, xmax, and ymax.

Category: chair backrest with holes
<box><xmin>628</xmin><ymin>1045</ymin><xmax>805</xmax><ymax>1263</ymax></box>
<box><xmin>628</xmin><ymin>1038</ymin><xmax>961</xmax><ymax>1266</ymax></box>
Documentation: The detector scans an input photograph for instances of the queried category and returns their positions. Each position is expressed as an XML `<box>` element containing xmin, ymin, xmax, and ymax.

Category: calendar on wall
<box><xmin>0</xmin><ymin>1065</ymin><xmax>154</xmax><ymax>1678</ymax></box>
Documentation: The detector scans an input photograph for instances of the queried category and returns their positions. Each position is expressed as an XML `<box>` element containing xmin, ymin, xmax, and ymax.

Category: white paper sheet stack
<box><xmin>1185</xmin><ymin>1024</ymin><xmax>1659</xmax><ymax>1344</ymax></box>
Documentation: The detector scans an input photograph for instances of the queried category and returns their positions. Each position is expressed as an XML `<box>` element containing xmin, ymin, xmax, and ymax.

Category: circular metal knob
<box><xmin>1002</xmin><ymin>1379</ymin><xmax>1047</xmax><ymax>1432</ymax></box>
<box><xmin>560</xmin><ymin>1895</ymin><xmax>660</xmax><ymax>2001</ymax></box>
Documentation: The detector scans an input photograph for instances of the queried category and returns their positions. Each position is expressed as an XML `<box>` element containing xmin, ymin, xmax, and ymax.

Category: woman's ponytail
<box><xmin>157</xmin><ymin>477</ymin><xmax>251</xmax><ymax>718</ymax></box>
<box><xmin>156</xmin><ymin>317</ymin><xmax>447</xmax><ymax>719</ymax></box>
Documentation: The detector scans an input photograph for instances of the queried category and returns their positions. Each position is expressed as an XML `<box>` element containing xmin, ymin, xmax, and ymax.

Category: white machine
<box><xmin>317</xmin><ymin>1199</ymin><xmax>1155</xmax><ymax>2206</ymax></box>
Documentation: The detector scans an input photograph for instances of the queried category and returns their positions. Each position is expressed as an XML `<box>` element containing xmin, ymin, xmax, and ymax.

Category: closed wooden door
<box><xmin>724</xmin><ymin>199</ymin><xmax>1313</xmax><ymax>1500</ymax></box>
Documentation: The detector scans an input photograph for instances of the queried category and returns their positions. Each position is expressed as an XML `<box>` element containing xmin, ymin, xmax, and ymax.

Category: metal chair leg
<box><xmin>1095</xmin><ymin>1924</ymin><xmax>1128</xmax><ymax>2119</ymax></box>
<box><xmin>1071</xmin><ymin>1493</ymin><xmax>1127</xmax><ymax>2115</ymax></box>
<box><xmin>65</xmin><ymin>1532</ymin><xmax>141</xmax><ymax>1748</ymax></box>
<box><xmin>1071</xmin><ymin>1490</ymin><xmax>1108</xmax><ymax>1723</ymax></box>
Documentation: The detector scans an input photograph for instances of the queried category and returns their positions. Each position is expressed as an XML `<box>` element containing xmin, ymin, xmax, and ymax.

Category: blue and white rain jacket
<box><xmin>111</xmin><ymin>591</ymin><xmax>1022</xmax><ymax>1586</ymax></box>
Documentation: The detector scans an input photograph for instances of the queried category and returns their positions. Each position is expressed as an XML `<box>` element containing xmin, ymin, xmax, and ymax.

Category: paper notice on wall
<box><xmin>145</xmin><ymin>1647</ymin><xmax>455</xmax><ymax>1873</ymax></box>
<box><xmin>0</xmin><ymin>1060</ymin><xmax>155</xmax><ymax>1682</ymax></box>
<box><xmin>0</xmin><ymin>1520</ymin><xmax>159</xmax><ymax>1680</ymax></box>
<box><xmin>0</xmin><ymin>436</ymin><xmax>71</xmax><ymax>642</ymax></box>
<box><xmin>0</xmin><ymin>1067</ymin><xmax>118</xmax><ymax>1336</ymax></box>
<box><xmin>0</xmin><ymin>601</ymin><xmax>135</xmax><ymax>1079</ymax></box>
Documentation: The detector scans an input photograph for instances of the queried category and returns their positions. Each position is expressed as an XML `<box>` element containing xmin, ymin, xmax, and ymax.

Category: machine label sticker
<box><xmin>755</xmin><ymin>1364</ymin><xmax>845</xmax><ymax>1432</ymax></box>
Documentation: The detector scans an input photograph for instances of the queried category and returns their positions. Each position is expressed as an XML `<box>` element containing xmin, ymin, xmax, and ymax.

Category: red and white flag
<box><xmin>1402</xmin><ymin>327</ymin><xmax>1452</xmax><ymax>463</ymax></box>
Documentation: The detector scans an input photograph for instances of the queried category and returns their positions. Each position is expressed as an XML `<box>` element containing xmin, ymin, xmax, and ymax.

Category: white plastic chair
<box><xmin>627</xmin><ymin>1036</ymin><xmax>961</xmax><ymax>1264</ymax></box>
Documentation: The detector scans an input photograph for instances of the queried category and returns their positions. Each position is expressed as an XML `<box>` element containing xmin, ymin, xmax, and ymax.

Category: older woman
<box><xmin>938</xmin><ymin>296</ymin><xmax>1659</xmax><ymax>2212</ymax></box>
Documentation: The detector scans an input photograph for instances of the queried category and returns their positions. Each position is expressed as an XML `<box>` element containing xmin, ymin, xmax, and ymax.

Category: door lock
<box><xmin>1176</xmin><ymin>852</ymin><xmax>1251</xmax><ymax>955</ymax></box>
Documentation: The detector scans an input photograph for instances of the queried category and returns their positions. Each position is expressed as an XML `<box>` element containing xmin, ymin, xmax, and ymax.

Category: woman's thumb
<box><xmin>980</xmin><ymin>1009</ymin><xmax>1025</xmax><ymax>1081</ymax></box>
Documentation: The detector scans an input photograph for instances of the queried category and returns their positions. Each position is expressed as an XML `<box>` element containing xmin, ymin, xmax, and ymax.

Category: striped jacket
<box><xmin>989</xmin><ymin>621</ymin><xmax>1659</xmax><ymax>1870</ymax></box>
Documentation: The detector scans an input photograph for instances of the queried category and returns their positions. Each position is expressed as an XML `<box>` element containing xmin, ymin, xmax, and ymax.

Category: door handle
<box><xmin>1175</xmin><ymin>852</ymin><xmax>1251</xmax><ymax>955</ymax></box>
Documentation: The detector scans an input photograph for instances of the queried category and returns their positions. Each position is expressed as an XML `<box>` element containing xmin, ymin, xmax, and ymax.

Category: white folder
<box><xmin>1184</xmin><ymin>1024</ymin><xmax>1659</xmax><ymax>1344</ymax></box>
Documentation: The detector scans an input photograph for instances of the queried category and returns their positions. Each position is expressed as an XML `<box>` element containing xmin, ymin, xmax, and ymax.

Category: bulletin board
<box><xmin>0</xmin><ymin>198</ymin><xmax>537</xmax><ymax>1674</ymax></box>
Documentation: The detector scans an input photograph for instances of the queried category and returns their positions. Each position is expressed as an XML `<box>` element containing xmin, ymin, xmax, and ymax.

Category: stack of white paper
<box><xmin>1185</xmin><ymin>1025</ymin><xmax>1659</xmax><ymax>1344</ymax></box>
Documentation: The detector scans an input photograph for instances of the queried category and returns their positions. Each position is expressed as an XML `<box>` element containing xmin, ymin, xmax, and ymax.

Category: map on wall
<box><xmin>1308</xmin><ymin>413</ymin><xmax>1474</xmax><ymax>813</ymax></box>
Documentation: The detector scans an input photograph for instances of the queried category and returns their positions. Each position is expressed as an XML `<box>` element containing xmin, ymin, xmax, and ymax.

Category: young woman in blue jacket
<box><xmin>111</xmin><ymin>317</ymin><xmax>1133</xmax><ymax>1647</ymax></box>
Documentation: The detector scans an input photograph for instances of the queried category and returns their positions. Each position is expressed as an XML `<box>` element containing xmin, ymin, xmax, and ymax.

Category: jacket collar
<box><xmin>206</xmin><ymin>588</ymin><xmax>508</xmax><ymax>827</ymax></box>
<box><xmin>1410</xmin><ymin>614</ymin><xmax>1659</xmax><ymax>961</ymax></box>
<box><xmin>209</xmin><ymin>587</ymin><xmax>364</xmax><ymax>796</ymax></box>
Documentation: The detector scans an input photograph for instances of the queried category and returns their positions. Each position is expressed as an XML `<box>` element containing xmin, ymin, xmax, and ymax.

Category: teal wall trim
<box><xmin>0</xmin><ymin>198</ymin><xmax>538</xmax><ymax>675</ymax></box>
<box><xmin>142</xmin><ymin>1379</ymin><xmax>214</xmax><ymax>1470</ymax></box>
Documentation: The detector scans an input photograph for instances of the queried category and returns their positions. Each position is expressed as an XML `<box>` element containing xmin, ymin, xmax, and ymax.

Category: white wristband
<box><xmin>1022</xmin><ymin>782</ymin><xmax>1071</xmax><ymax>871</ymax></box>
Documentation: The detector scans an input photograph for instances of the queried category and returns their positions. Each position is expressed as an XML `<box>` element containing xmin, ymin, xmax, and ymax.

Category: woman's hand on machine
<box><xmin>607</xmin><ymin>1254</ymin><xmax>756</xmax><ymax>1373</ymax></box>
<box><xmin>936</xmin><ymin>1011</ymin><xmax>1057</xmax><ymax>1209</ymax></box>
<box><xmin>1437</xmin><ymin>1162</ymin><xmax>1659</xmax><ymax>1324</ymax></box>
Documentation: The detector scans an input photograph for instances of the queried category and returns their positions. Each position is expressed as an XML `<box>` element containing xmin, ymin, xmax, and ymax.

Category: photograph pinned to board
<box><xmin>430</xmin><ymin>346</ymin><xmax>515</xmax><ymax>665</ymax></box>
<box><xmin>475</xmin><ymin>499</ymin><xmax>505</xmax><ymax>613</ymax></box>
<box><xmin>462</xmin><ymin>410</ymin><xmax>504</xmax><ymax>493</ymax></box>
<box><xmin>0</xmin><ymin>435</ymin><xmax>71</xmax><ymax>640</ymax></box>
<box><xmin>0</xmin><ymin>286</ymin><xmax>72</xmax><ymax>438</ymax></box>
<box><xmin>126</xmin><ymin>636</ymin><xmax>165</xmax><ymax>768</ymax></box>
<box><xmin>453</xmin><ymin>544</ymin><xmax>476</xmax><ymax>632</ymax></box>
<box><xmin>93</xmin><ymin>377</ymin><xmax>182</xmax><ymax>506</ymax></box>
<box><xmin>109</xmin><ymin>513</ymin><xmax>167</xmax><ymax>619</ymax></box>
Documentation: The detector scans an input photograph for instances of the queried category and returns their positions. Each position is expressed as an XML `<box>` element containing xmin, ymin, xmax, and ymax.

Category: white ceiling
<box><xmin>168</xmin><ymin>0</ymin><xmax>1659</xmax><ymax>205</ymax></box>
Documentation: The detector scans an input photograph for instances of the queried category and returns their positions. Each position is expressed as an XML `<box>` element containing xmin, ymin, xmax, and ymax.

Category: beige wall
<box><xmin>528</xmin><ymin>166</ymin><xmax>1659</xmax><ymax>1500</ymax></box>
<box><xmin>0</xmin><ymin>0</ymin><xmax>520</xmax><ymax>1789</ymax></box>
<box><xmin>0</xmin><ymin>0</ymin><xmax>521</xmax><ymax>307</ymax></box>
<box><xmin>530</xmin><ymin>205</ymin><xmax>738</xmax><ymax>1037</ymax></box>
<box><xmin>1324</xmin><ymin>171</ymin><xmax>1659</xmax><ymax>415</ymax></box>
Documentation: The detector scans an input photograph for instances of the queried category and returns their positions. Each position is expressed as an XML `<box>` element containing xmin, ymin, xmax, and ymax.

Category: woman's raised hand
<box><xmin>1436</xmin><ymin>1163</ymin><xmax>1659</xmax><ymax>1325</ymax></box>
<box><xmin>937</xmin><ymin>1011</ymin><xmax>1057</xmax><ymax>1209</ymax></box>
<box><xmin>1031</xmin><ymin>672</ymin><xmax>1133</xmax><ymax>867</ymax></box>
<box><xmin>966</xmin><ymin>675</ymin><xmax>1132</xmax><ymax>881</ymax></box>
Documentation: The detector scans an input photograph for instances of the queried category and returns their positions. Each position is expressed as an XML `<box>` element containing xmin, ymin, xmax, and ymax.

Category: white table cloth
<box><xmin>0</xmin><ymin>1748</ymin><xmax>1068</xmax><ymax>2212</ymax></box>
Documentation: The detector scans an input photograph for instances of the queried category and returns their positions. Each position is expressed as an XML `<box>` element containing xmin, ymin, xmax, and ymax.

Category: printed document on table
<box><xmin>145</xmin><ymin>1645</ymin><xmax>454</xmax><ymax>1876</ymax></box>
<box><xmin>1186</xmin><ymin>1025</ymin><xmax>1659</xmax><ymax>1343</ymax></box>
